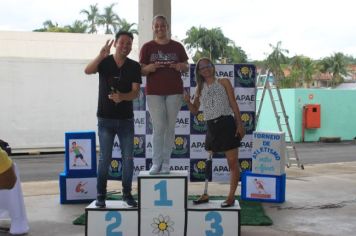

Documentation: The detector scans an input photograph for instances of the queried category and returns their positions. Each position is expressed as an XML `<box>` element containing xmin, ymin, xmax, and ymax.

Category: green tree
<box><xmin>289</xmin><ymin>56</ymin><xmax>316</xmax><ymax>88</ymax></box>
<box><xmin>182</xmin><ymin>27</ymin><xmax>203</xmax><ymax>51</ymax></box>
<box><xmin>224</xmin><ymin>43</ymin><xmax>248</xmax><ymax>63</ymax></box>
<box><xmin>97</xmin><ymin>3</ymin><xmax>121</xmax><ymax>34</ymax></box>
<box><xmin>303</xmin><ymin>58</ymin><xmax>315</xmax><ymax>88</ymax></box>
<box><xmin>319</xmin><ymin>52</ymin><xmax>349</xmax><ymax>87</ymax></box>
<box><xmin>265</xmin><ymin>41</ymin><xmax>289</xmax><ymax>86</ymax></box>
<box><xmin>289</xmin><ymin>55</ymin><xmax>304</xmax><ymax>87</ymax></box>
<box><xmin>344</xmin><ymin>54</ymin><xmax>356</xmax><ymax>64</ymax></box>
<box><xmin>183</xmin><ymin>26</ymin><xmax>246</xmax><ymax>63</ymax></box>
<box><xmin>118</xmin><ymin>18</ymin><xmax>138</xmax><ymax>35</ymax></box>
<box><xmin>65</xmin><ymin>20</ymin><xmax>88</xmax><ymax>33</ymax></box>
<box><xmin>33</xmin><ymin>20</ymin><xmax>70</xmax><ymax>32</ymax></box>
<box><xmin>33</xmin><ymin>20</ymin><xmax>55</xmax><ymax>32</ymax></box>
<box><xmin>203</xmin><ymin>28</ymin><xmax>230</xmax><ymax>61</ymax></box>
<box><xmin>282</xmin><ymin>71</ymin><xmax>298</xmax><ymax>88</ymax></box>
<box><xmin>80</xmin><ymin>4</ymin><xmax>100</xmax><ymax>34</ymax></box>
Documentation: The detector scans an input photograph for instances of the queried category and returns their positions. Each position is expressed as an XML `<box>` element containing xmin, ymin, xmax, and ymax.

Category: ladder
<box><xmin>255</xmin><ymin>72</ymin><xmax>304</xmax><ymax>169</ymax></box>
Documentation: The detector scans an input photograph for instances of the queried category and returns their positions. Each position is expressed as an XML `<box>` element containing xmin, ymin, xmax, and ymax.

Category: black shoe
<box><xmin>123</xmin><ymin>193</ymin><xmax>137</xmax><ymax>207</ymax></box>
<box><xmin>193</xmin><ymin>194</ymin><xmax>209</xmax><ymax>205</ymax></box>
<box><xmin>95</xmin><ymin>195</ymin><xmax>106</xmax><ymax>208</ymax></box>
<box><xmin>221</xmin><ymin>199</ymin><xmax>235</xmax><ymax>208</ymax></box>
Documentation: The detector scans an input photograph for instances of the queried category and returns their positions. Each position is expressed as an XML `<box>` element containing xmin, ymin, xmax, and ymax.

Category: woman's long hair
<box><xmin>194</xmin><ymin>57</ymin><xmax>216</xmax><ymax>97</ymax></box>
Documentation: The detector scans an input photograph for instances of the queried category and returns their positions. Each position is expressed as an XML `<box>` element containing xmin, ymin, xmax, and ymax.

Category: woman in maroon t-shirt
<box><xmin>140</xmin><ymin>15</ymin><xmax>189</xmax><ymax>175</ymax></box>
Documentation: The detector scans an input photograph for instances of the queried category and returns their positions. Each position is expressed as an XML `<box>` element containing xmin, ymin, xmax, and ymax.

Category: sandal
<box><xmin>221</xmin><ymin>199</ymin><xmax>235</xmax><ymax>208</ymax></box>
<box><xmin>193</xmin><ymin>194</ymin><xmax>209</xmax><ymax>204</ymax></box>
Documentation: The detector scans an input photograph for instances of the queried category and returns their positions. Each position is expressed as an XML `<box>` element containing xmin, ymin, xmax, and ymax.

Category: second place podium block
<box><xmin>86</xmin><ymin>201</ymin><xmax>138</xmax><ymax>236</ymax></box>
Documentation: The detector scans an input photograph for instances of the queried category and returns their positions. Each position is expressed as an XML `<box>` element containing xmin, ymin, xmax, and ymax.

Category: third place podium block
<box><xmin>187</xmin><ymin>201</ymin><xmax>241</xmax><ymax>236</ymax></box>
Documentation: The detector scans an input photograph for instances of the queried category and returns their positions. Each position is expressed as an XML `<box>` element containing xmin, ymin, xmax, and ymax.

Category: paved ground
<box><xmin>1</xmin><ymin>142</ymin><xmax>356</xmax><ymax>235</ymax></box>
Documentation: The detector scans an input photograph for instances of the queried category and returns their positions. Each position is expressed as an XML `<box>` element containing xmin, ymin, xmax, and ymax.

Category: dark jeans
<box><xmin>97</xmin><ymin>117</ymin><xmax>134</xmax><ymax>196</ymax></box>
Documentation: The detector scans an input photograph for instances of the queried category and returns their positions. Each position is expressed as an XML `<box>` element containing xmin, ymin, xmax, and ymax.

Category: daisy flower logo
<box><xmin>111</xmin><ymin>159</ymin><xmax>119</xmax><ymax>169</ymax></box>
<box><xmin>240</xmin><ymin>66</ymin><xmax>250</xmax><ymax>76</ymax></box>
<box><xmin>196</xmin><ymin>160</ymin><xmax>206</xmax><ymax>171</ymax></box>
<box><xmin>236</xmin><ymin>65</ymin><xmax>255</xmax><ymax>86</ymax></box>
<box><xmin>240</xmin><ymin>159</ymin><xmax>250</xmax><ymax>170</ymax></box>
<box><xmin>197</xmin><ymin>113</ymin><xmax>204</xmax><ymax>122</ymax></box>
<box><xmin>109</xmin><ymin>159</ymin><xmax>122</xmax><ymax>178</ymax></box>
<box><xmin>192</xmin><ymin>112</ymin><xmax>207</xmax><ymax>133</ymax></box>
<box><xmin>134</xmin><ymin>136</ymin><xmax>140</xmax><ymax>146</ymax></box>
<box><xmin>192</xmin><ymin>160</ymin><xmax>206</xmax><ymax>180</ymax></box>
<box><xmin>151</xmin><ymin>214</ymin><xmax>174</xmax><ymax>236</ymax></box>
<box><xmin>175</xmin><ymin>137</ymin><xmax>184</xmax><ymax>146</ymax></box>
<box><xmin>241</xmin><ymin>113</ymin><xmax>250</xmax><ymax>122</ymax></box>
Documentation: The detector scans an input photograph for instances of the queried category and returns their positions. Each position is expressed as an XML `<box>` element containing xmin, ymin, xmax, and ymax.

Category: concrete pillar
<box><xmin>138</xmin><ymin>0</ymin><xmax>171</xmax><ymax>49</ymax></box>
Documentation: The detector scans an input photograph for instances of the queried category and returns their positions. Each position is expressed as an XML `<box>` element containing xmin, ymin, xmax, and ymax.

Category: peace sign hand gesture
<box><xmin>99</xmin><ymin>39</ymin><xmax>114</xmax><ymax>59</ymax></box>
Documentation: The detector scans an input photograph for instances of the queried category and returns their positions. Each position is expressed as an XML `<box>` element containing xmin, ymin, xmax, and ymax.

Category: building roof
<box><xmin>335</xmin><ymin>82</ymin><xmax>356</xmax><ymax>89</ymax></box>
<box><xmin>313</xmin><ymin>72</ymin><xmax>332</xmax><ymax>81</ymax></box>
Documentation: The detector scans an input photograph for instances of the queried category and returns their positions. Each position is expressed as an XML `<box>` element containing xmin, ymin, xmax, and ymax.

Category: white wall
<box><xmin>0</xmin><ymin>31</ymin><xmax>139</xmax><ymax>60</ymax></box>
<box><xmin>0</xmin><ymin>31</ymin><xmax>139</xmax><ymax>152</ymax></box>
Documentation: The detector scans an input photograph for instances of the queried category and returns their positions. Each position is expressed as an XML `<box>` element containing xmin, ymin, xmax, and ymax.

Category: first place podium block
<box><xmin>138</xmin><ymin>171</ymin><xmax>188</xmax><ymax>236</ymax></box>
<box><xmin>138</xmin><ymin>171</ymin><xmax>188</xmax><ymax>209</ymax></box>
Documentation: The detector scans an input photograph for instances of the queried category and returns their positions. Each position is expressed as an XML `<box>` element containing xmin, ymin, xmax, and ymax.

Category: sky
<box><xmin>0</xmin><ymin>0</ymin><xmax>355</xmax><ymax>61</ymax></box>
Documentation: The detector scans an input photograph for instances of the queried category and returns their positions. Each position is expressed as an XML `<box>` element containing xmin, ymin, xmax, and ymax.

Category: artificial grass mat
<box><xmin>73</xmin><ymin>194</ymin><xmax>272</xmax><ymax>226</ymax></box>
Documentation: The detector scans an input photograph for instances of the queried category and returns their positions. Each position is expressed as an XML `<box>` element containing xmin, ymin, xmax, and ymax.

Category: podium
<box><xmin>86</xmin><ymin>201</ymin><xmax>138</xmax><ymax>235</ymax></box>
<box><xmin>86</xmin><ymin>171</ymin><xmax>241</xmax><ymax>236</ymax></box>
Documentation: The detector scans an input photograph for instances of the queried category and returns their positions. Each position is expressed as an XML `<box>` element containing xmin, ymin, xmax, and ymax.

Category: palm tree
<box><xmin>265</xmin><ymin>41</ymin><xmax>289</xmax><ymax>86</ymax></box>
<box><xmin>80</xmin><ymin>4</ymin><xmax>99</xmax><ymax>34</ymax></box>
<box><xmin>65</xmin><ymin>20</ymin><xmax>88</xmax><ymax>33</ymax></box>
<box><xmin>203</xmin><ymin>28</ymin><xmax>230</xmax><ymax>61</ymax></box>
<box><xmin>302</xmin><ymin>58</ymin><xmax>315</xmax><ymax>88</ymax></box>
<box><xmin>118</xmin><ymin>18</ymin><xmax>138</xmax><ymax>35</ymax></box>
<box><xmin>33</xmin><ymin>20</ymin><xmax>69</xmax><ymax>32</ymax></box>
<box><xmin>289</xmin><ymin>55</ymin><xmax>304</xmax><ymax>87</ymax></box>
<box><xmin>224</xmin><ymin>43</ymin><xmax>248</xmax><ymax>63</ymax></box>
<box><xmin>319</xmin><ymin>52</ymin><xmax>349</xmax><ymax>87</ymax></box>
<box><xmin>43</xmin><ymin>20</ymin><xmax>56</xmax><ymax>29</ymax></box>
<box><xmin>33</xmin><ymin>20</ymin><xmax>55</xmax><ymax>32</ymax></box>
<box><xmin>97</xmin><ymin>3</ymin><xmax>121</xmax><ymax>34</ymax></box>
<box><xmin>183</xmin><ymin>26</ymin><xmax>206</xmax><ymax>54</ymax></box>
<box><xmin>290</xmin><ymin>55</ymin><xmax>304</xmax><ymax>71</ymax></box>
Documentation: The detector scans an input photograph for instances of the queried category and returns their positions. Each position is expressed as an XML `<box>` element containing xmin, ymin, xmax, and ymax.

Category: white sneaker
<box><xmin>149</xmin><ymin>164</ymin><xmax>160</xmax><ymax>175</ymax></box>
<box><xmin>160</xmin><ymin>163</ymin><xmax>170</xmax><ymax>174</ymax></box>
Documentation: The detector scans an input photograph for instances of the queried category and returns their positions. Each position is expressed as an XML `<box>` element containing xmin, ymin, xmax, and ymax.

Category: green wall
<box><xmin>256</xmin><ymin>89</ymin><xmax>356</xmax><ymax>142</ymax></box>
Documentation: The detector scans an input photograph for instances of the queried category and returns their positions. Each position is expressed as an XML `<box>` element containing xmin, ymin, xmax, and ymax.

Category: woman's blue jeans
<box><xmin>147</xmin><ymin>94</ymin><xmax>183</xmax><ymax>167</ymax></box>
<box><xmin>97</xmin><ymin>117</ymin><xmax>134</xmax><ymax>196</ymax></box>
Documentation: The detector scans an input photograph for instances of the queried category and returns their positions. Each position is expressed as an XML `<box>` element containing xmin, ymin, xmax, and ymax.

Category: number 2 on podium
<box><xmin>105</xmin><ymin>211</ymin><xmax>122</xmax><ymax>236</ymax></box>
<box><xmin>154</xmin><ymin>180</ymin><xmax>173</xmax><ymax>206</ymax></box>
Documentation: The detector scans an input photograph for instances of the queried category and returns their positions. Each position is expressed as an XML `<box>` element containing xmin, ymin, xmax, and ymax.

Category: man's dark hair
<box><xmin>115</xmin><ymin>31</ymin><xmax>134</xmax><ymax>41</ymax></box>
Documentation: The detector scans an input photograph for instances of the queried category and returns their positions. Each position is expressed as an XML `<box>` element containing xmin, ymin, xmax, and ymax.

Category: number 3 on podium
<box><xmin>205</xmin><ymin>211</ymin><xmax>224</xmax><ymax>236</ymax></box>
